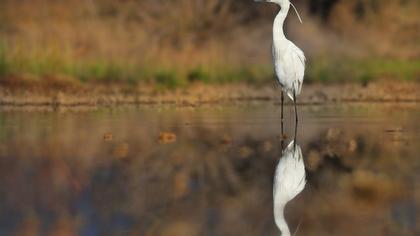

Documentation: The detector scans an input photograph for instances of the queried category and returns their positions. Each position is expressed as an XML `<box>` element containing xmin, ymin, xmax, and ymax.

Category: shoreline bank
<box><xmin>0</xmin><ymin>82</ymin><xmax>418</xmax><ymax>109</ymax></box>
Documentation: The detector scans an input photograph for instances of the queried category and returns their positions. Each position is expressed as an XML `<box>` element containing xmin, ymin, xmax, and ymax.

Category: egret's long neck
<box><xmin>274</xmin><ymin>203</ymin><xmax>291</xmax><ymax>236</ymax></box>
<box><xmin>273</xmin><ymin>4</ymin><xmax>290</xmax><ymax>43</ymax></box>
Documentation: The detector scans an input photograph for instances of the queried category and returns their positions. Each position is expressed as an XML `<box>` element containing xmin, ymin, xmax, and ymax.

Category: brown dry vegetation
<box><xmin>0</xmin><ymin>0</ymin><xmax>419</xmax><ymax>88</ymax></box>
<box><xmin>0</xmin><ymin>81</ymin><xmax>418</xmax><ymax>108</ymax></box>
<box><xmin>300</xmin><ymin>0</ymin><xmax>420</xmax><ymax>59</ymax></box>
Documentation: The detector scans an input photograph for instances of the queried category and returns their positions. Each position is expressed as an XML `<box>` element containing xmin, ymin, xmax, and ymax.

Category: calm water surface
<box><xmin>0</xmin><ymin>103</ymin><xmax>418</xmax><ymax>236</ymax></box>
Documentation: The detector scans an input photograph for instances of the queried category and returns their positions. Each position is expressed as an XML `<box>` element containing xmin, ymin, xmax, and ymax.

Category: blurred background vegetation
<box><xmin>0</xmin><ymin>0</ymin><xmax>419</xmax><ymax>89</ymax></box>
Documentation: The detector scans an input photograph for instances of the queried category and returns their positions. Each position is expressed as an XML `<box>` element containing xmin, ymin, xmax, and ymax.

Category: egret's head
<box><xmin>254</xmin><ymin>0</ymin><xmax>303</xmax><ymax>24</ymax></box>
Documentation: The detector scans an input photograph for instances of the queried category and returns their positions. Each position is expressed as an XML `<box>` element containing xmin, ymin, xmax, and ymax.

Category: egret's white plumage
<box><xmin>256</xmin><ymin>0</ymin><xmax>306</xmax><ymax>101</ymax></box>
<box><xmin>273</xmin><ymin>141</ymin><xmax>306</xmax><ymax>236</ymax></box>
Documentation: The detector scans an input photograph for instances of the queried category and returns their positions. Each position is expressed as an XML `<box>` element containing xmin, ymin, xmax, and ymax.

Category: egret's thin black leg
<box><xmin>280</xmin><ymin>90</ymin><xmax>285</xmax><ymax>143</ymax></box>
<box><xmin>293</xmin><ymin>115</ymin><xmax>298</xmax><ymax>150</ymax></box>
<box><xmin>281</xmin><ymin>90</ymin><xmax>284</xmax><ymax>121</ymax></box>
<box><xmin>281</xmin><ymin>118</ymin><xmax>284</xmax><ymax>150</ymax></box>
<box><xmin>293</xmin><ymin>91</ymin><xmax>298</xmax><ymax>124</ymax></box>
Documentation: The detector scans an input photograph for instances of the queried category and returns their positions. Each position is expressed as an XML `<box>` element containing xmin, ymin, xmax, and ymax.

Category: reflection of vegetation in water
<box><xmin>0</xmin><ymin>105</ymin><xmax>417</xmax><ymax>235</ymax></box>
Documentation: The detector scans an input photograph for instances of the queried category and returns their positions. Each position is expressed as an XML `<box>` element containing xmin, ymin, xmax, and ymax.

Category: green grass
<box><xmin>306</xmin><ymin>58</ymin><xmax>420</xmax><ymax>84</ymax></box>
<box><xmin>0</xmin><ymin>44</ymin><xmax>418</xmax><ymax>89</ymax></box>
<box><xmin>0</xmin><ymin>42</ymin><xmax>8</xmax><ymax>76</ymax></box>
<box><xmin>155</xmin><ymin>69</ymin><xmax>182</xmax><ymax>89</ymax></box>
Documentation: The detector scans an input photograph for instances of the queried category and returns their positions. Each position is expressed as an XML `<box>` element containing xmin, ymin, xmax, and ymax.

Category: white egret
<box><xmin>273</xmin><ymin>140</ymin><xmax>306</xmax><ymax>236</ymax></box>
<box><xmin>255</xmin><ymin>0</ymin><xmax>306</xmax><ymax>122</ymax></box>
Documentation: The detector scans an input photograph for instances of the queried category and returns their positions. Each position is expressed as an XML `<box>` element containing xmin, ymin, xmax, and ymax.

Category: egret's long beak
<box><xmin>290</xmin><ymin>2</ymin><xmax>303</xmax><ymax>24</ymax></box>
<box><xmin>254</xmin><ymin>0</ymin><xmax>303</xmax><ymax>24</ymax></box>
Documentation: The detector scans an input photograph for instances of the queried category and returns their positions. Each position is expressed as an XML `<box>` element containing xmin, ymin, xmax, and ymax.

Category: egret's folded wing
<box><xmin>285</xmin><ymin>44</ymin><xmax>306</xmax><ymax>96</ymax></box>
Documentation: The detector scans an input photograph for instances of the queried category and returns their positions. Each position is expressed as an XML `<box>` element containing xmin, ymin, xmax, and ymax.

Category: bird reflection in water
<box><xmin>274</xmin><ymin>121</ymin><xmax>306</xmax><ymax>236</ymax></box>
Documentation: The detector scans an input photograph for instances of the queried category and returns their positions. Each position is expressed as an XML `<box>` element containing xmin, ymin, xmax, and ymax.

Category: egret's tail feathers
<box><xmin>286</xmin><ymin>140</ymin><xmax>295</xmax><ymax>150</ymax></box>
<box><xmin>287</xmin><ymin>91</ymin><xmax>294</xmax><ymax>101</ymax></box>
<box><xmin>286</xmin><ymin>81</ymin><xmax>302</xmax><ymax>101</ymax></box>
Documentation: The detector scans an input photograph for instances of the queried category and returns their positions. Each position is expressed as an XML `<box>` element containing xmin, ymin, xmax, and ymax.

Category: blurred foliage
<box><xmin>307</xmin><ymin>58</ymin><xmax>420</xmax><ymax>84</ymax></box>
<box><xmin>0</xmin><ymin>41</ymin><xmax>8</xmax><ymax>76</ymax></box>
<box><xmin>0</xmin><ymin>0</ymin><xmax>418</xmax><ymax>88</ymax></box>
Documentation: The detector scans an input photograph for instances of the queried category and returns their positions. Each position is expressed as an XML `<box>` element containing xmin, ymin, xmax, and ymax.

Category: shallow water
<box><xmin>0</xmin><ymin>103</ymin><xmax>419</xmax><ymax>236</ymax></box>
